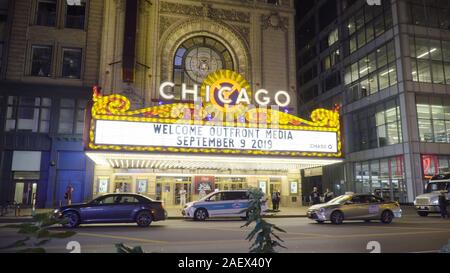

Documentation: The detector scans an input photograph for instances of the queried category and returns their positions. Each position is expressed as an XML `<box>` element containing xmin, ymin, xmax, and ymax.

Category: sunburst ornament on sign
<box><xmin>200</xmin><ymin>70</ymin><xmax>252</xmax><ymax>112</ymax></box>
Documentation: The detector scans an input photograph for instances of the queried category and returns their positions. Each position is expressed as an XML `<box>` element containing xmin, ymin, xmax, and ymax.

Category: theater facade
<box><xmin>82</xmin><ymin>0</ymin><xmax>343</xmax><ymax>207</ymax></box>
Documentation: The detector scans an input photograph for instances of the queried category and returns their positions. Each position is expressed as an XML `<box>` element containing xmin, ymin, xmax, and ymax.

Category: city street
<box><xmin>1</xmin><ymin>209</ymin><xmax>449</xmax><ymax>253</ymax></box>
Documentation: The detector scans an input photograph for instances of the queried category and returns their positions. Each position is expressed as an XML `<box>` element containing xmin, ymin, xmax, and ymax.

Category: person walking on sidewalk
<box><xmin>438</xmin><ymin>191</ymin><xmax>448</xmax><ymax>219</ymax></box>
<box><xmin>324</xmin><ymin>188</ymin><xmax>334</xmax><ymax>203</ymax></box>
<box><xmin>310</xmin><ymin>187</ymin><xmax>321</xmax><ymax>205</ymax></box>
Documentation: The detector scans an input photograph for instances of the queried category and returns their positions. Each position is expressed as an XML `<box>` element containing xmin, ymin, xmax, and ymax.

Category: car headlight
<box><xmin>318</xmin><ymin>208</ymin><xmax>326</xmax><ymax>214</ymax></box>
<box><xmin>432</xmin><ymin>199</ymin><xmax>439</xmax><ymax>205</ymax></box>
<box><xmin>53</xmin><ymin>209</ymin><xmax>60</xmax><ymax>214</ymax></box>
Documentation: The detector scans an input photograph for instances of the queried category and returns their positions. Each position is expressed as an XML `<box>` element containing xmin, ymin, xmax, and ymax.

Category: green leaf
<box><xmin>49</xmin><ymin>231</ymin><xmax>76</xmax><ymax>239</ymax></box>
<box><xmin>18</xmin><ymin>225</ymin><xmax>40</xmax><ymax>235</ymax></box>
<box><xmin>37</xmin><ymin>229</ymin><xmax>51</xmax><ymax>239</ymax></box>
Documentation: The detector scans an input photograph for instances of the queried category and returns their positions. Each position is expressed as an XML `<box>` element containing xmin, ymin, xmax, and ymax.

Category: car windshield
<box><xmin>327</xmin><ymin>195</ymin><xmax>352</xmax><ymax>204</ymax></box>
<box><xmin>426</xmin><ymin>182</ymin><xmax>450</xmax><ymax>193</ymax></box>
<box><xmin>199</xmin><ymin>192</ymin><xmax>217</xmax><ymax>201</ymax></box>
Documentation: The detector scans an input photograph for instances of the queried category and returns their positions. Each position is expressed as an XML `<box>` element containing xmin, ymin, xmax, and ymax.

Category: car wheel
<box><xmin>62</xmin><ymin>211</ymin><xmax>80</xmax><ymax>228</ymax></box>
<box><xmin>381</xmin><ymin>210</ymin><xmax>394</xmax><ymax>224</ymax></box>
<box><xmin>316</xmin><ymin>220</ymin><xmax>325</xmax><ymax>224</ymax></box>
<box><xmin>330</xmin><ymin>211</ymin><xmax>344</xmax><ymax>225</ymax></box>
<box><xmin>194</xmin><ymin>208</ymin><xmax>208</xmax><ymax>221</ymax></box>
<box><xmin>136</xmin><ymin>211</ymin><xmax>152</xmax><ymax>227</ymax></box>
<box><xmin>417</xmin><ymin>211</ymin><xmax>428</xmax><ymax>217</ymax></box>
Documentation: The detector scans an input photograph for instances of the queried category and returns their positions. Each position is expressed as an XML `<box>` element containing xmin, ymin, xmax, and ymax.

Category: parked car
<box><xmin>307</xmin><ymin>193</ymin><xmax>402</xmax><ymax>224</ymax></box>
<box><xmin>54</xmin><ymin>193</ymin><xmax>167</xmax><ymax>228</ymax></box>
<box><xmin>182</xmin><ymin>190</ymin><xmax>268</xmax><ymax>221</ymax></box>
<box><xmin>414</xmin><ymin>173</ymin><xmax>450</xmax><ymax>217</ymax></box>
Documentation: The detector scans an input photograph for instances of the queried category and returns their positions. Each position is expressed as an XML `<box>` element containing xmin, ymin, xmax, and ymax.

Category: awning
<box><xmin>86</xmin><ymin>152</ymin><xmax>343</xmax><ymax>171</ymax></box>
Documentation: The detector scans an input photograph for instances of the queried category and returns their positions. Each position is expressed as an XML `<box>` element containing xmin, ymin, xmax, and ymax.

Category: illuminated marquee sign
<box><xmin>87</xmin><ymin>71</ymin><xmax>342</xmax><ymax>158</ymax></box>
<box><xmin>160</xmin><ymin>70</ymin><xmax>291</xmax><ymax>110</ymax></box>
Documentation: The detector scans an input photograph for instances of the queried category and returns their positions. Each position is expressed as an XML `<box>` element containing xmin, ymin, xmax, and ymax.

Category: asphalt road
<box><xmin>1</xmin><ymin>211</ymin><xmax>450</xmax><ymax>253</ymax></box>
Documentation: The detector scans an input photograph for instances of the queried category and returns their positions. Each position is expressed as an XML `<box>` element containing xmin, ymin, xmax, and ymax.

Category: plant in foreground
<box><xmin>0</xmin><ymin>212</ymin><xmax>76</xmax><ymax>253</ymax></box>
<box><xmin>240</xmin><ymin>187</ymin><xmax>286</xmax><ymax>253</ymax></box>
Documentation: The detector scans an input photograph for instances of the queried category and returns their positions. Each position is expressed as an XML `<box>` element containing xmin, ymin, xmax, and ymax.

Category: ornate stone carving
<box><xmin>256</xmin><ymin>0</ymin><xmax>290</xmax><ymax>8</ymax></box>
<box><xmin>261</xmin><ymin>12</ymin><xmax>288</xmax><ymax>31</ymax></box>
<box><xmin>208</xmin><ymin>6</ymin><xmax>251</xmax><ymax>23</ymax></box>
<box><xmin>232</xmin><ymin>25</ymin><xmax>250</xmax><ymax>45</ymax></box>
<box><xmin>159</xmin><ymin>18</ymin><xmax>251</xmax><ymax>83</ymax></box>
<box><xmin>159</xmin><ymin>2</ymin><xmax>203</xmax><ymax>17</ymax></box>
<box><xmin>159</xmin><ymin>1</ymin><xmax>250</xmax><ymax>24</ymax></box>
<box><xmin>159</xmin><ymin>16</ymin><xmax>177</xmax><ymax>39</ymax></box>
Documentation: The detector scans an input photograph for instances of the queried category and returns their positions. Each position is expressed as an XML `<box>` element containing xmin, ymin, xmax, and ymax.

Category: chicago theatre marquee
<box><xmin>85</xmin><ymin>0</ymin><xmax>343</xmax><ymax>207</ymax></box>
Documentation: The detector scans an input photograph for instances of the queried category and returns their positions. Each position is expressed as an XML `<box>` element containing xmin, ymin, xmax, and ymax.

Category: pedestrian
<box><xmin>310</xmin><ymin>187</ymin><xmax>321</xmax><ymax>205</ymax></box>
<box><xmin>179</xmin><ymin>186</ymin><xmax>187</xmax><ymax>207</ymax></box>
<box><xmin>64</xmin><ymin>183</ymin><xmax>74</xmax><ymax>205</ymax></box>
<box><xmin>438</xmin><ymin>191</ymin><xmax>448</xmax><ymax>219</ymax></box>
<box><xmin>271</xmin><ymin>191</ymin><xmax>279</xmax><ymax>211</ymax></box>
<box><xmin>276</xmin><ymin>191</ymin><xmax>281</xmax><ymax>211</ymax></box>
<box><xmin>324</xmin><ymin>188</ymin><xmax>334</xmax><ymax>203</ymax></box>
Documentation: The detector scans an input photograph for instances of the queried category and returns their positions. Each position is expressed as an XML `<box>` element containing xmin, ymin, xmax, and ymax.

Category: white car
<box><xmin>182</xmin><ymin>190</ymin><xmax>268</xmax><ymax>221</ymax></box>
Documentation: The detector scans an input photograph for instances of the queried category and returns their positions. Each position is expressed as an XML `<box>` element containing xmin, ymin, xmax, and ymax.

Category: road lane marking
<box><xmin>77</xmin><ymin>232</ymin><xmax>169</xmax><ymax>245</ymax></box>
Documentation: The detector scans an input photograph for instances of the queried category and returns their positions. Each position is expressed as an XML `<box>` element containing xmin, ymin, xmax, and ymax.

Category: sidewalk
<box><xmin>0</xmin><ymin>206</ymin><xmax>308</xmax><ymax>223</ymax></box>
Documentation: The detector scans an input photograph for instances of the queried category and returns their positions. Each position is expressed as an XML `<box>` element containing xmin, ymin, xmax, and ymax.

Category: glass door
<box><xmin>14</xmin><ymin>182</ymin><xmax>37</xmax><ymax>207</ymax></box>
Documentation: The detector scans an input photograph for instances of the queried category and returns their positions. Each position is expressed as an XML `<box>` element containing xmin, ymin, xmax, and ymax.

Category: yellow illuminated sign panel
<box><xmin>87</xmin><ymin>72</ymin><xmax>342</xmax><ymax>158</ymax></box>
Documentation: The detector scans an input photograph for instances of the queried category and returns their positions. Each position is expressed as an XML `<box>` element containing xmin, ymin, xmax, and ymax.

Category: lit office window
<box><xmin>351</xmin><ymin>98</ymin><xmax>402</xmax><ymax>152</ymax></box>
<box><xmin>65</xmin><ymin>0</ymin><xmax>86</xmax><ymax>29</ymax></box>
<box><xmin>62</xmin><ymin>48</ymin><xmax>82</xmax><ymax>79</ymax></box>
<box><xmin>416</xmin><ymin>96</ymin><xmax>450</xmax><ymax>143</ymax></box>
<box><xmin>408</xmin><ymin>0</ymin><xmax>450</xmax><ymax>30</ymax></box>
<box><xmin>30</xmin><ymin>45</ymin><xmax>52</xmax><ymax>77</ymax></box>
<box><xmin>5</xmin><ymin>96</ymin><xmax>52</xmax><ymax>133</ymax></box>
<box><xmin>36</xmin><ymin>0</ymin><xmax>57</xmax><ymax>27</ymax></box>
<box><xmin>410</xmin><ymin>37</ymin><xmax>450</xmax><ymax>85</ymax></box>
<box><xmin>345</xmin><ymin>40</ymin><xmax>397</xmax><ymax>103</ymax></box>
<box><xmin>346</xmin><ymin>1</ymin><xmax>392</xmax><ymax>55</ymax></box>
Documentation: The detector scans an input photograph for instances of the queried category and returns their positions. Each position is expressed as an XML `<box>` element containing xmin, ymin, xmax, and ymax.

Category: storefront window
<box><xmin>422</xmin><ymin>155</ymin><xmax>450</xmax><ymax>179</ymax></box>
<box><xmin>353</xmin><ymin>156</ymin><xmax>406</xmax><ymax>202</ymax></box>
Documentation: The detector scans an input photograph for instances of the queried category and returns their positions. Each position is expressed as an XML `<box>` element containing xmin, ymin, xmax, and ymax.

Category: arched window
<box><xmin>172</xmin><ymin>36</ymin><xmax>234</xmax><ymax>99</ymax></box>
